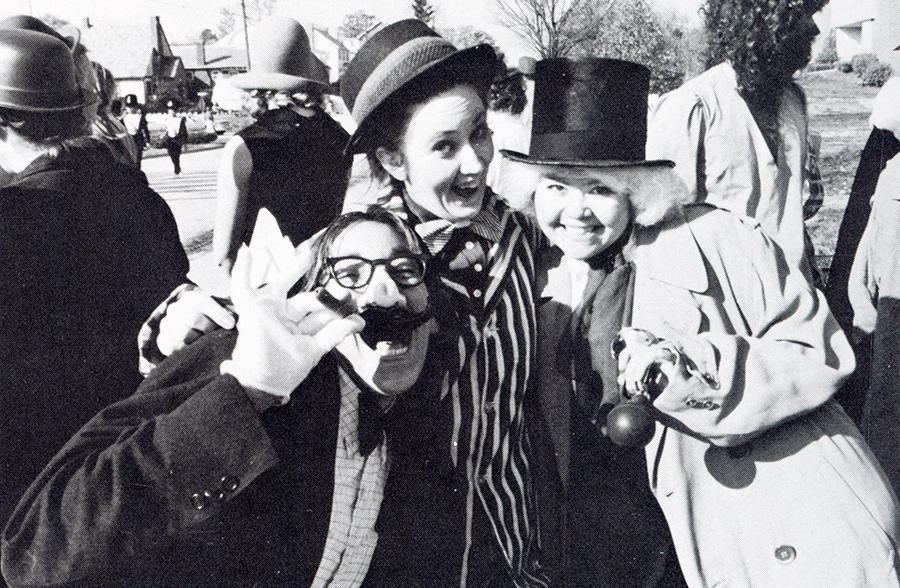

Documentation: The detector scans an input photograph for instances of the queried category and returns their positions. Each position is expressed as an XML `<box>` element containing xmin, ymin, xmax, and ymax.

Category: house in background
<box><xmin>825</xmin><ymin>0</ymin><xmax>900</xmax><ymax>70</ymax></box>
<box><xmin>78</xmin><ymin>15</ymin><xmax>250</xmax><ymax>109</ymax></box>
<box><xmin>79</xmin><ymin>16</ymin><xmax>193</xmax><ymax>107</ymax></box>
<box><xmin>309</xmin><ymin>25</ymin><xmax>350</xmax><ymax>79</ymax></box>
<box><xmin>170</xmin><ymin>41</ymin><xmax>247</xmax><ymax>109</ymax></box>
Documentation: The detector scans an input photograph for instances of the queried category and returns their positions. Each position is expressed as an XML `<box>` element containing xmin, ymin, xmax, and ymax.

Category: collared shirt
<box><xmin>382</xmin><ymin>190</ymin><xmax>547</xmax><ymax>588</ymax></box>
<box><xmin>312</xmin><ymin>367</ymin><xmax>389</xmax><ymax>588</ymax></box>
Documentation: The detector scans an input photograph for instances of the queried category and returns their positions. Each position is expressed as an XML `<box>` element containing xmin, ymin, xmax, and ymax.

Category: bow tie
<box><xmin>414</xmin><ymin>207</ymin><xmax>504</xmax><ymax>256</ymax></box>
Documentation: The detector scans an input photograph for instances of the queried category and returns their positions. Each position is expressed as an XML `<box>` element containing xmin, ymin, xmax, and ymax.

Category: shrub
<box><xmin>815</xmin><ymin>31</ymin><xmax>838</xmax><ymax>64</ymax></box>
<box><xmin>851</xmin><ymin>53</ymin><xmax>879</xmax><ymax>77</ymax></box>
<box><xmin>837</xmin><ymin>61</ymin><xmax>853</xmax><ymax>73</ymax></box>
<box><xmin>860</xmin><ymin>62</ymin><xmax>893</xmax><ymax>87</ymax></box>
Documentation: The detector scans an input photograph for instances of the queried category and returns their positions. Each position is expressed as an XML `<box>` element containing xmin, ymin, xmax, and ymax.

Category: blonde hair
<box><xmin>504</xmin><ymin>160</ymin><xmax>693</xmax><ymax>228</ymax></box>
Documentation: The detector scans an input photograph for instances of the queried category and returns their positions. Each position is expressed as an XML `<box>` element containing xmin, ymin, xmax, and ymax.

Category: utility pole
<box><xmin>241</xmin><ymin>0</ymin><xmax>251</xmax><ymax>70</ymax></box>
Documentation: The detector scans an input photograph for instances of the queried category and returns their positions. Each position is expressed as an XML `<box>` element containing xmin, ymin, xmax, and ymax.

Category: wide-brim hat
<box><xmin>0</xmin><ymin>27</ymin><xmax>84</xmax><ymax>112</ymax></box>
<box><xmin>501</xmin><ymin>58</ymin><xmax>673</xmax><ymax>169</ymax></box>
<box><xmin>340</xmin><ymin>19</ymin><xmax>497</xmax><ymax>154</ymax></box>
<box><xmin>231</xmin><ymin>16</ymin><xmax>328</xmax><ymax>92</ymax></box>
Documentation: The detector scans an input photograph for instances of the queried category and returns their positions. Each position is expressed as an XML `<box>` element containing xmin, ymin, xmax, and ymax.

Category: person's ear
<box><xmin>376</xmin><ymin>147</ymin><xmax>407</xmax><ymax>182</ymax></box>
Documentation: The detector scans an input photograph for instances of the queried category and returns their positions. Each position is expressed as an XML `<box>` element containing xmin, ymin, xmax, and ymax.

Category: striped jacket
<box><xmin>381</xmin><ymin>190</ymin><xmax>547</xmax><ymax>588</ymax></box>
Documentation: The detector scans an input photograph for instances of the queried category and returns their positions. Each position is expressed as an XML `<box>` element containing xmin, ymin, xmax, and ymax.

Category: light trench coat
<box><xmin>646</xmin><ymin>63</ymin><xmax>809</xmax><ymax>275</ymax></box>
<box><xmin>627</xmin><ymin>203</ymin><xmax>900</xmax><ymax>588</ymax></box>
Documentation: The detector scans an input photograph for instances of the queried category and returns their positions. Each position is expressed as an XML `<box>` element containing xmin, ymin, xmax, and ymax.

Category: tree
<box><xmin>217</xmin><ymin>0</ymin><xmax>279</xmax><ymax>37</ymax></box>
<box><xmin>339</xmin><ymin>11</ymin><xmax>378</xmax><ymax>39</ymax></box>
<box><xmin>412</xmin><ymin>0</ymin><xmax>435</xmax><ymax>26</ymax></box>
<box><xmin>491</xmin><ymin>0</ymin><xmax>617</xmax><ymax>59</ymax></box>
<box><xmin>577</xmin><ymin>0</ymin><xmax>688</xmax><ymax>92</ymax></box>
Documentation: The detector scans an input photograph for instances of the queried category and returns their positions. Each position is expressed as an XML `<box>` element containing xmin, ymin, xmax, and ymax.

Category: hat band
<box><xmin>530</xmin><ymin>130</ymin><xmax>646</xmax><ymax>163</ymax></box>
<box><xmin>0</xmin><ymin>84</ymin><xmax>81</xmax><ymax>111</ymax></box>
<box><xmin>352</xmin><ymin>36</ymin><xmax>457</xmax><ymax>123</ymax></box>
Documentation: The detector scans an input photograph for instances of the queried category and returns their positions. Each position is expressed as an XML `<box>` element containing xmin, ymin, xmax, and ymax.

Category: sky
<box><xmin>0</xmin><ymin>0</ymin><xmax>706</xmax><ymax>61</ymax></box>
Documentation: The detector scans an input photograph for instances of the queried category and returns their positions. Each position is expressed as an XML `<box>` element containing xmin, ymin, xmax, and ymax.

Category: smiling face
<box><xmin>533</xmin><ymin>167</ymin><xmax>632</xmax><ymax>261</ymax></box>
<box><xmin>377</xmin><ymin>84</ymin><xmax>494</xmax><ymax>223</ymax></box>
<box><xmin>323</xmin><ymin>220</ymin><xmax>434</xmax><ymax>396</ymax></box>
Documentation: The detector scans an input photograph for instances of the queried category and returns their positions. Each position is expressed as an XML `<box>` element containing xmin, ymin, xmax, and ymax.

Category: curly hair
<box><xmin>702</xmin><ymin>0</ymin><xmax>827</xmax><ymax>97</ymax></box>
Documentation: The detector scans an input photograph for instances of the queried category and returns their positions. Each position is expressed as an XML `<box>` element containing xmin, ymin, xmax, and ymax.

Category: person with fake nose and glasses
<box><xmin>1</xmin><ymin>208</ymin><xmax>440</xmax><ymax>588</ymax></box>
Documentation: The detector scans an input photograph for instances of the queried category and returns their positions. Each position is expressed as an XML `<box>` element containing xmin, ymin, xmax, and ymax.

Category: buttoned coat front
<box><xmin>2</xmin><ymin>331</ymin><xmax>345</xmax><ymax>588</ymax></box>
<box><xmin>627</xmin><ymin>204</ymin><xmax>900</xmax><ymax>588</ymax></box>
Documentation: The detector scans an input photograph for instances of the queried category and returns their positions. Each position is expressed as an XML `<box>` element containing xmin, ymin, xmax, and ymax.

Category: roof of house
<box><xmin>170</xmin><ymin>43</ymin><xmax>248</xmax><ymax>70</ymax></box>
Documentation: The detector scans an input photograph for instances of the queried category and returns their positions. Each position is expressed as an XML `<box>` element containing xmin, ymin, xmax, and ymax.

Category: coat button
<box><xmin>190</xmin><ymin>493</ymin><xmax>208</xmax><ymax>510</ymax></box>
<box><xmin>483</xmin><ymin>400</ymin><xmax>497</xmax><ymax>415</ymax></box>
<box><xmin>221</xmin><ymin>475</ymin><xmax>240</xmax><ymax>492</ymax></box>
<box><xmin>208</xmin><ymin>489</ymin><xmax>225</xmax><ymax>502</ymax></box>
<box><xmin>774</xmin><ymin>545</ymin><xmax>796</xmax><ymax>563</ymax></box>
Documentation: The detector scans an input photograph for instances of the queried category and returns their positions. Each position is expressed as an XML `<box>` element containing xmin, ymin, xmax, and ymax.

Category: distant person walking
<box><xmin>122</xmin><ymin>94</ymin><xmax>150</xmax><ymax>168</ymax></box>
<box><xmin>162</xmin><ymin>99</ymin><xmax>188</xmax><ymax>174</ymax></box>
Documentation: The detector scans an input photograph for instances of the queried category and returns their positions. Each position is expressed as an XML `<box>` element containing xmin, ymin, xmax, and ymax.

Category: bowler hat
<box><xmin>124</xmin><ymin>94</ymin><xmax>139</xmax><ymax>107</ymax></box>
<box><xmin>340</xmin><ymin>19</ymin><xmax>497</xmax><ymax>154</ymax></box>
<box><xmin>0</xmin><ymin>15</ymin><xmax>75</xmax><ymax>49</ymax></box>
<box><xmin>0</xmin><ymin>28</ymin><xmax>84</xmax><ymax>112</ymax></box>
<box><xmin>502</xmin><ymin>58</ymin><xmax>673</xmax><ymax>168</ymax></box>
<box><xmin>231</xmin><ymin>17</ymin><xmax>328</xmax><ymax>92</ymax></box>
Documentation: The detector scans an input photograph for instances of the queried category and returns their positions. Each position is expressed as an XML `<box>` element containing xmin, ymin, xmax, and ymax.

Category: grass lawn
<box><xmin>797</xmin><ymin>68</ymin><xmax>881</xmax><ymax>264</ymax></box>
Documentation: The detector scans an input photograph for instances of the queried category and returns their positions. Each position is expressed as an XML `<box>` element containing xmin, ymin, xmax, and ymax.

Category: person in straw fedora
<box><xmin>213</xmin><ymin>16</ymin><xmax>350</xmax><ymax>278</ymax></box>
<box><xmin>336</xmin><ymin>19</ymin><xmax>551</xmax><ymax>588</ymax></box>
<box><xmin>503</xmin><ymin>55</ymin><xmax>900</xmax><ymax>588</ymax></box>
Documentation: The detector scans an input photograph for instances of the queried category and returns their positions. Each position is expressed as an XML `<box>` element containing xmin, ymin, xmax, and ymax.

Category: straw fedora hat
<box><xmin>231</xmin><ymin>16</ymin><xmax>328</xmax><ymax>92</ymax></box>
<box><xmin>502</xmin><ymin>58</ymin><xmax>673</xmax><ymax>168</ymax></box>
<box><xmin>0</xmin><ymin>28</ymin><xmax>84</xmax><ymax>112</ymax></box>
<box><xmin>340</xmin><ymin>19</ymin><xmax>497</xmax><ymax>154</ymax></box>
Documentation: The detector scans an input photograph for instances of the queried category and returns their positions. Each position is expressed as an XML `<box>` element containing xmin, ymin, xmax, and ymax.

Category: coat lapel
<box><xmin>630</xmin><ymin>212</ymin><xmax>706</xmax><ymax>338</ymax></box>
<box><xmin>537</xmin><ymin>247</ymin><xmax>575</xmax><ymax>486</ymax></box>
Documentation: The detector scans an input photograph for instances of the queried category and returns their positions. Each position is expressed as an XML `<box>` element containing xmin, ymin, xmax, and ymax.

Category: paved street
<box><xmin>141</xmin><ymin>144</ymin><xmax>228</xmax><ymax>294</ymax></box>
<box><xmin>139</xmin><ymin>139</ymin><xmax>375</xmax><ymax>296</ymax></box>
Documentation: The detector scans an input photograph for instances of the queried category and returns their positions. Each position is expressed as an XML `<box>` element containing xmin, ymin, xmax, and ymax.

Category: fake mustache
<box><xmin>358</xmin><ymin>306</ymin><xmax>432</xmax><ymax>348</ymax></box>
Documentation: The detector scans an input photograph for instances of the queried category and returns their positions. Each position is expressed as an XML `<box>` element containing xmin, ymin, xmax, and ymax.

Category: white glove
<box><xmin>221</xmin><ymin>246</ymin><xmax>364</xmax><ymax>400</ymax></box>
<box><xmin>157</xmin><ymin>288</ymin><xmax>237</xmax><ymax>357</ymax></box>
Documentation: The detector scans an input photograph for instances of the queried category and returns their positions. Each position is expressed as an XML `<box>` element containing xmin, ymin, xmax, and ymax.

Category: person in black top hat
<box><xmin>502</xmin><ymin>56</ymin><xmax>900</xmax><ymax>588</ymax></box>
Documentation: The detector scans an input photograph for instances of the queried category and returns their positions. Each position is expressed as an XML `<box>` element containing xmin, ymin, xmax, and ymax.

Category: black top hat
<box><xmin>340</xmin><ymin>19</ymin><xmax>497</xmax><ymax>154</ymax></box>
<box><xmin>502</xmin><ymin>58</ymin><xmax>673</xmax><ymax>168</ymax></box>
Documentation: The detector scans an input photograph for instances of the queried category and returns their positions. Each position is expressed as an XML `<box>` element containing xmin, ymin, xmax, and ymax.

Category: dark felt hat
<box><xmin>0</xmin><ymin>28</ymin><xmax>84</xmax><ymax>112</ymax></box>
<box><xmin>502</xmin><ymin>58</ymin><xmax>673</xmax><ymax>168</ymax></box>
<box><xmin>0</xmin><ymin>15</ymin><xmax>76</xmax><ymax>49</ymax></box>
<box><xmin>340</xmin><ymin>19</ymin><xmax>497</xmax><ymax>154</ymax></box>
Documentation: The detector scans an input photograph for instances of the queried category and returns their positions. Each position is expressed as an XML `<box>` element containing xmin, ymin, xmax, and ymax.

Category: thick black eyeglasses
<box><xmin>325</xmin><ymin>255</ymin><xmax>427</xmax><ymax>289</ymax></box>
